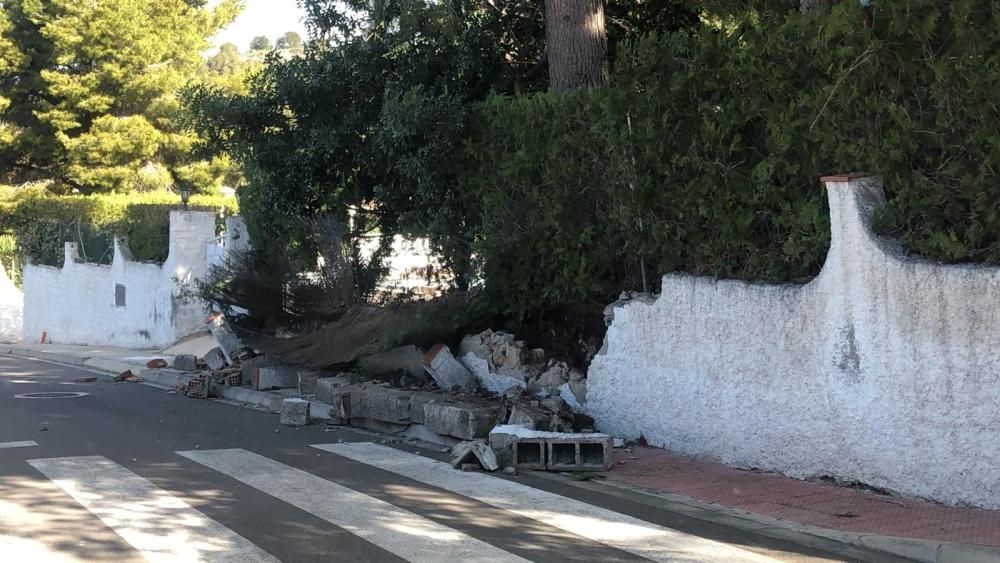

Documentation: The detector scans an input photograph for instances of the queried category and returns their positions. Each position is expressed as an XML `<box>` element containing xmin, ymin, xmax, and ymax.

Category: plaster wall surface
<box><xmin>0</xmin><ymin>263</ymin><xmax>22</xmax><ymax>342</ymax></box>
<box><xmin>22</xmin><ymin>211</ymin><xmax>220</xmax><ymax>349</ymax></box>
<box><xmin>588</xmin><ymin>177</ymin><xmax>1000</xmax><ymax>509</ymax></box>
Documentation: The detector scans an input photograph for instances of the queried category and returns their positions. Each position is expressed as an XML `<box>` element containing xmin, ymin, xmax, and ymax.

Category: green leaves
<box><xmin>0</xmin><ymin>0</ymin><xmax>242</xmax><ymax>192</ymax></box>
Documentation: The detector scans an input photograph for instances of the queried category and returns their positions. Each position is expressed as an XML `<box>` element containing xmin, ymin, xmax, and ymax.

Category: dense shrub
<box><xmin>0</xmin><ymin>190</ymin><xmax>237</xmax><ymax>266</ymax></box>
<box><xmin>468</xmin><ymin>2</ymin><xmax>1000</xmax><ymax>315</ymax></box>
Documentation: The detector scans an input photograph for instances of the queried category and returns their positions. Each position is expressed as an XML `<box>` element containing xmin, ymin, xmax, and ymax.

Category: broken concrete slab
<box><xmin>208</xmin><ymin>315</ymin><xmax>243</xmax><ymax>364</ymax></box>
<box><xmin>351</xmin><ymin>387</ymin><xmax>412</xmax><ymax>424</ymax></box>
<box><xmin>280</xmin><ymin>398</ymin><xmax>310</xmax><ymax>426</ymax></box>
<box><xmin>450</xmin><ymin>441</ymin><xmax>499</xmax><ymax>472</ymax></box>
<box><xmin>423</xmin><ymin>344</ymin><xmax>477</xmax><ymax>392</ymax></box>
<box><xmin>423</xmin><ymin>401</ymin><xmax>502</xmax><ymax>441</ymax></box>
<box><xmin>314</xmin><ymin>375</ymin><xmax>353</xmax><ymax>405</ymax></box>
<box><xmin>203</xmin><ymin>347</ymin><xmax>227</xmax><ymax>370</ymax></box>
<box><xmin>535</xmin><ymin>362</ymin><xmax>571</xmax><ymax>393</ymax></box>
<box><xmin>172</xmin><ymin>354</ymin><xmax>198</xmax><ymax>372</ymax></box>
<box><xmin>560</xmin><ymin>382</ymin><xmax>587</xmax><ymax>412</ymax></box>
<box><xmin>253</xmin><ymin>366</ymin><xmax>299</xmax><ymax>390</ymax></box>
<box><xmin>459</xmin><ymin>352</ymin><xmax>526</xmax><ymax>395</ymax></box>
<box><xmin>297</xmin><ymin>369</ymin><xmax>327</xmax><ymax>394</ymax></box>
<box><xmin>508</xmin><ymin>403</ymin><xmax>551</xmax><ymax>431</ymax></box>
<box><xmin>358</xmin><ymin>345</ymin><xmax>427</xmax><ymax>379</ymax></box>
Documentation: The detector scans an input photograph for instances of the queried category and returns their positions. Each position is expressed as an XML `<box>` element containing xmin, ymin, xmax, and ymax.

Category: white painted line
<box><xmin>27</xmin><ymin>455</ymin><xmax>277</xmax><ymax>563</ymax></box>
<box><xmin>0</xmin><ymin>441</ymin><xmax>37</xmax><ymax>449</ymax></box>
<box><xmin>178</xmin><ymin>448</ymin><xmax>528</xmax><ymax>563</ymax></box>
<box><xmin>314</xmin><ymin>442</ymin><xmax>782</xmax><ymax>563</ymax></box>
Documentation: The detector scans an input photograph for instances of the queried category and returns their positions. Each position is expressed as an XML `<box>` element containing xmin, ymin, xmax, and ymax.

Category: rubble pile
<box><xmin>147</xmin><ymin>319</ymin><xmax>605</xmax><ymax>466</ymax></box>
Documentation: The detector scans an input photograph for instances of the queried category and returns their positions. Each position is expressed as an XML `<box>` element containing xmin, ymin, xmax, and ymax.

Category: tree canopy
<box><xmin>0</xmin><ymin>0</ymin><xmax>243</xmax><ymax>193</ymax></box>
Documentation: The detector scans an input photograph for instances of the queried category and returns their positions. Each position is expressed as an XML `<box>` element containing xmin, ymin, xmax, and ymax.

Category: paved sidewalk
<box><xmin>603</xmin><ymin>446</ymin><xmax>1000</xmax><ymax>561</ymax></box>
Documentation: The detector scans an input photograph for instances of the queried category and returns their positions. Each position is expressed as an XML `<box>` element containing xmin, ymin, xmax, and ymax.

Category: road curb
<box><xmin>530</xmin><ymin>471</ymin><xmax>1000</xmax><ymax>563</ymax></box>
<box><xmin>1</xmin><ymin>347</ymin><xmax>333</xmax><ymax>421</ymax></box>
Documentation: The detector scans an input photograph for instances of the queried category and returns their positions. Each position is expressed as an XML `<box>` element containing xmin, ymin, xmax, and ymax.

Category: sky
<box><xmin>210</xmin><ymin>0</ymin><xmax>310</xmax><ymax>51</ymax></box>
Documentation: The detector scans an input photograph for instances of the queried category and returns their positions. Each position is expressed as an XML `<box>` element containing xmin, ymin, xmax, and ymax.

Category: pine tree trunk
<box><xmin>544</xmin><ymin>0</ymin><xmax>608</xmax><ymax>93</ymax></box>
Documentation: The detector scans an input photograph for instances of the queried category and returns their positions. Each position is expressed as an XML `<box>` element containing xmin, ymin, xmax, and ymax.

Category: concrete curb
<box><xmin>0</xmin><ymin>345</ymin><xmax>333</xmax><ymax>421</ymax></box>
<box><xmin>531</xmin><ymin>472</ymin><xmax>1000</xmax><ymax>563</ymax></box>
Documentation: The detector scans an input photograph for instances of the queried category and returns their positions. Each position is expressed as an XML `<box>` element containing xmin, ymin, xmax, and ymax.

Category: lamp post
<box><xmin>179</xmin><ymin>185</ymin><xmax>191</xmax><ymax>210</ymax></box>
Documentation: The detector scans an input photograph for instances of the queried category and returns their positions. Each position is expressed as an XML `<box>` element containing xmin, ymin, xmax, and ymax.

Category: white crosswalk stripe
<box><xmin>0</xmin><ymin>440</ymin><xmax>37</xmax><ymax>449</ymax></box>
<box><xmin>27</xmin><ymin>455</ymin><xmax>277</xmax><ymax>563</ymax></box>
<box><xmin>178</xmin><ymin>448</ymin><xmax>530</xmax><ymax>563</ymax></box>
<box><xmin>314</xmin><ymin>442</ymin><xmax>783</xmax><ymax>563</ymax></box>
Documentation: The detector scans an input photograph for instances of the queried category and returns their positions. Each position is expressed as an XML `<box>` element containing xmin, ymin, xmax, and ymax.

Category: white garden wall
<box><xmin>588</xmin><ymin>174</ymin><xmax>1000</xmax><ymax>509</ymax></box>
<box><xmin>22</xmin><ymin>211</ymin><xmax>219</xmax><ymax>349</ymax></box>
<box><xmin>0</xmin><ymin>263</ymin><xmax>22</xmax><ymax>342</ymax></box>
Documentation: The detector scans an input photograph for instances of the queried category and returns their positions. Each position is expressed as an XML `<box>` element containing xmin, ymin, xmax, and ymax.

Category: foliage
<box><xmin>185</xmin><ymin>0</ymin><xmax>701</xmax><ymax>288</ymax></box>
<box><xmin>276</xmin><ymin>31</ymin><xmax>303</xmax><ymax>52</ymax></box>
<box><xmin>0</xmin><ymin>189</ymin><xmax>237</xmax><ymax>266</ymax></box>
<box><xmin>0</xmin><ymin>0</ymin><xmax>243</xmax><ymax>192</ymax></box>
<box><xmin>469</xmin><ymin>1</ymin><xmax>1000</xmax><ymax>315</ymax></box>
<box><xmin>249</xmin><ymin>35</ymin><xmax>273</xmax><ymax>51</ymax></box>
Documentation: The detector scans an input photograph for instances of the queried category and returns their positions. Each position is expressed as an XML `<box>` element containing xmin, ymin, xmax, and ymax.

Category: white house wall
<box><xmin>22</xmin><ymin>211</ymin><xmax>219</xmax><ymax>349</ymax></box>
<box><xmin>587</xmin><ymin>176</ymin><xmax>1000</xmax><ymax>510</ymax></box>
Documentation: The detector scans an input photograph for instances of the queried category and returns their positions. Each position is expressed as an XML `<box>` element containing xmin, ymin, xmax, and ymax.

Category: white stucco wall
<box><xmin>0</xmin><ymin>263</ymin><xmax>22</xmax><ymax>342</ymax></box>
<box><xmin>22</xmin><ymin>211</ymin><xmax>220</xmax><ymax>349</ymax></box>
<box><xmin>588</xmin><ymin>175</ymin><xmax>1000</xmax><ymax>509</ymax></box>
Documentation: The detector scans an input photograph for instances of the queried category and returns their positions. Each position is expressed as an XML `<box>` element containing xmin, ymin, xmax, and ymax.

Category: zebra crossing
<box><xmin>12</xmin><ymin>443</ymin><xmax>788</xmax><ymax>562</ymax></box>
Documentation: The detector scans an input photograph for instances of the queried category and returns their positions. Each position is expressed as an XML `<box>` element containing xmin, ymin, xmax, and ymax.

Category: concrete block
<box><xmin>314</xmin><ymin>376</ymin><xmax>351</xmax><ymax>404</ymax></box>
<box><xmin>513</xmin><ymin>439</ymin><xmax>546</xmax><ymax>470</ymax></box>
<box><xmin>422</xmin><ymin>402</ymin><xmax>501</xmax><ymax>441</ymax></box>
<box><xmin>280</xmin><ymin>398</ymin><xmax>310</xmax><ymax>426</ymax></box>
<box><xmin>407</xmin><ymin>392</ymin><xmax>442</xmax><ymax>425</ymax></box>
<box><xmin>253</xmin><ymin>367</ymin><xmax>299</xmax><ymax>390</ymax></box>
<box><xmin>545</xmin><ymin>436</ymin><xmax>613</xmax><ymax>471</ymax></box>
<box><xmin>173</xmin><ymin>354</ymin><xmax>198</xmax><ymax>372</ymax></box>
<box><xmin>269</xmin><ymin>396</ymin><xmax>284</xmax><ymax>414</ymax></box>
<box><xmin>423</xmin><ymin>344</ymin><xmax>477</xmax><ymax>392</ymax></box>
<box><xmin>351</xmin><ymin>387</ymin><xmax>412</xmax><ymax>424</ymax></box>
<box><xmin>203</xmin><ymin>347</ymin><xmax>227</xmax><ymax>370</ymax></box>
<box><xmin>359</xmin><ymin>345</ymin><xmax>427</xmax><ymax>378</ymax></box>
<box><xmin>297</xmin><ymin>370</ymin><xmax>326</xmax><ymax>394</ymax></box>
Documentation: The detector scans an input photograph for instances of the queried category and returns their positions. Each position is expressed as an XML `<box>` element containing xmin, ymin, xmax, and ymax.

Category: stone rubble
<box><xmin>450</xmin><ymin>440</ymin><xmax>500</xmax><ymax>472</ymax></box>
<box><xmin>280</xmin><ymin>398</ymin><xmax>310</xmax><ymax>427</ymax></box>
<box><xmin>423</xmin><ymin>344</ymin><xmax>477</xmax><ymax>392</ymax></box>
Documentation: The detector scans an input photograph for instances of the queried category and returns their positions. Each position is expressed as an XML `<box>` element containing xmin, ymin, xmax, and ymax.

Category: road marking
<box><xmin>0</xmin><ymin>441</ymin><xmax>37</xmax><ymax>449</ymax></box>
<box><xmin>314</xmin><ymin>442</ymin><xmax>782</xmax><ymax>563</ymax></box>
<box><xmin>27</xmin><ymin>455</ymin><xmax>277</xmax><ymax>563</ymax></box>
<box><xmin>178</xmin><ymin>448</ymin><xmax>529</xmax><ymax>563</ymax></box>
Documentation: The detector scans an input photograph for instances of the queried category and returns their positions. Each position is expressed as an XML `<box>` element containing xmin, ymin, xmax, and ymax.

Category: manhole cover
<box><xmin>14</xmin><ymin>392</ymin><xmax>90</xmax><ymax>399</ymax></box>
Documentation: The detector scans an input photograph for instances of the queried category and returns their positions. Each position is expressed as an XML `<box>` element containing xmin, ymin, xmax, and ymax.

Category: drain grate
<box><xmin>14</xmin><ymin>391</ymin><xmax>90</xmax><ymax>399</ymax></box>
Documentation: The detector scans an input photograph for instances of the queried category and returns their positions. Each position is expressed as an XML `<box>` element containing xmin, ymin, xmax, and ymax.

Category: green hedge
<box><xmin>467</xmin><ymin>2</ymin><xmax>1000</xmax><ymax>315</ymax></box>
<box><xmin>0</xmin><ymin>189</ymin><xmax>238</xmax><ymax>266</ymax></box>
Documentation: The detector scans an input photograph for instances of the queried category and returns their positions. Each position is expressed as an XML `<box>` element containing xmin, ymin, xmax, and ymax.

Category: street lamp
<box><xmin>179</xmin><ymin>185</ymin><xmax>191</xmax><ymax>210</ymax></box>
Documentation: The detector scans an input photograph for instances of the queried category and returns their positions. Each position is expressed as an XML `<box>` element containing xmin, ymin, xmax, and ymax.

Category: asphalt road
<box><xmin>0</xmin><ymin>355</ymin><xmax>906</xmax><ymax>562</ymax></box>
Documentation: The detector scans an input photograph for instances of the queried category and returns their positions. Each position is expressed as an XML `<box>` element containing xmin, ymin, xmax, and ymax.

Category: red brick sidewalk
<box><xmin>607</xmin><ymin>447</ymin><xmax>1000</xmax><ymax>547</ymax></box>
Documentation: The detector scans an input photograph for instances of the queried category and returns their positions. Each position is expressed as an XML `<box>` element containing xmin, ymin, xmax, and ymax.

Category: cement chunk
<box><xmin>450</xmin><ymin>441</ymin><xmax>499</xmax><ymax>471</ymax></box>
<box><xmin>423</xmin><ymin>345</ymin><xmax>477</xmax><ymax>392</ymax></box>
<box><xmin>173</xmin><ymin>354</ymin><xmax>197</xmax><ymax>371</ymax></box>
<box><xmin>203</xmin><ymin>347</ymin><xmax>227</xmax><ymax>370</ymax></box>
<box><xmin>423</xmin><ymin>402</ymin><xmax>501</xmax><ymax>440</ymax></box>
<box><xmin>280</xmin><ymin>398</ymin><xmax>310</xmax><ymax>426</ymax></box>
<box><xmin>253</xmin><ymin>367</ymin><xmax>299</xmax><ymax>390</ymax></box>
